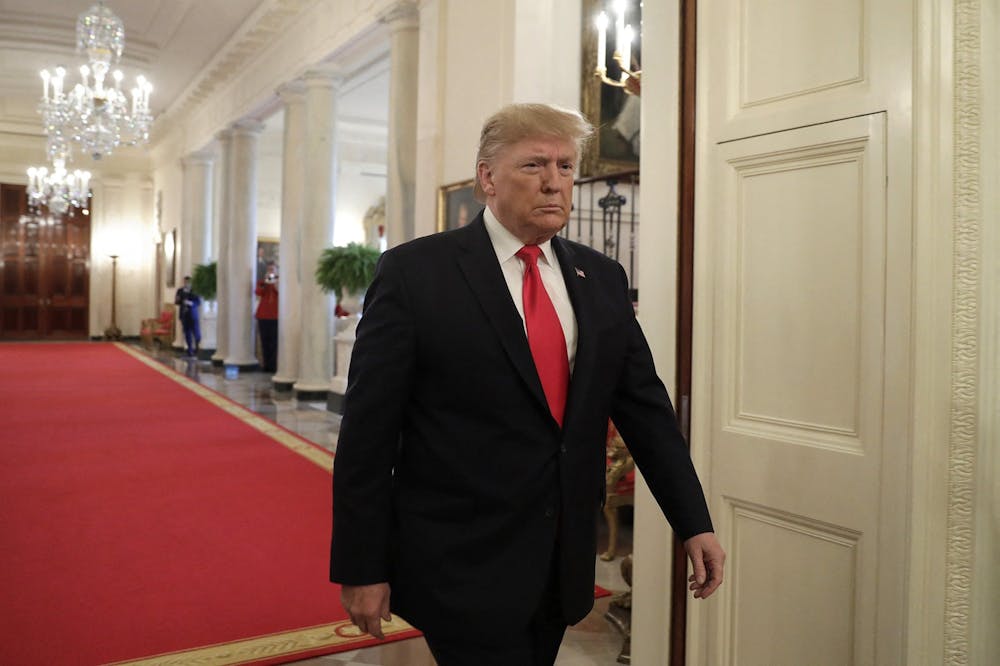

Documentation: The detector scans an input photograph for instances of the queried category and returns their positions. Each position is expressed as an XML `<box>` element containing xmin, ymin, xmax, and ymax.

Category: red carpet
<box><xmin>0</xmin><ymin>342</ymin><xmax>419</xmax><ymax>665</ymax></box>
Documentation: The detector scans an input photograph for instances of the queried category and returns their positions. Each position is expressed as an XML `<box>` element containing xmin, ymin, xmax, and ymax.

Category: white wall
<box><xmin>629</xmin><ymin>1</ymin><xmax>681</xmax><ymax>663</ymax></box>
<box><xmin>89</xmin><ymin>175</ymin><xmax>156</xmax><ymax>336</ymax></box>
<box><xmin>413</xmin><ymin>0</ymin><xmax>582</xmax><ymax>239</ymax></box>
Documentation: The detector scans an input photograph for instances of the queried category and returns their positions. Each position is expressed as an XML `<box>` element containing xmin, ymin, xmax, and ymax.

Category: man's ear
<box><xmin>477</xmin><ymin>160</ymin><xmax>495</xmax><ymax>197</ymax></box>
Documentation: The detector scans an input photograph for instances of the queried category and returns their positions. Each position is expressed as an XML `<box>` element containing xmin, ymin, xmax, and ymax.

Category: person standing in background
<box><xmin>174</xmin><ymin>275</ymin><xmax>201</xmax><ymax>358</ymax></box>
<box><xmin>255</xmin><ymin>264</ymin><xmax>279</xmax><ymax>373</ymax></box>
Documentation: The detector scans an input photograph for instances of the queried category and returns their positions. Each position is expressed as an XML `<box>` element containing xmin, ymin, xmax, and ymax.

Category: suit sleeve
<box><xmin>330</xmin><ymin>250</ymin><xmax>416</xmax><ymax>585</ymax></box>
<box><xmin>608</xmin><ymin>265</ymin><xmax>714</xmax><ymax>540</ymax></box>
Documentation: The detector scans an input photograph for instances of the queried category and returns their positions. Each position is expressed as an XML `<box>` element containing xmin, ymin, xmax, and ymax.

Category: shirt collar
<box><xmin>483</xmin><ymin>205</ymin><xmax>558</xmax><ymax>267</ymax></box>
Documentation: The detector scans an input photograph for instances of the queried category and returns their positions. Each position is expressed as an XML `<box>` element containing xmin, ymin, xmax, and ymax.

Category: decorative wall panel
<box><xmin>728</xmin><ymin>499</ymin><xmax>860</xmax><ymax>665</ymax></box>
<box><xmin>740</xmin><ymin>0</ymin><xmax>865</xmax><ymax>107</ymax></box>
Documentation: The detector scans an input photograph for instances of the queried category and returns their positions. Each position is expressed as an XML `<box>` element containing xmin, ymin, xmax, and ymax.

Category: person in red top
<box><xmin>255</xmin><ymin>263</ymin><xmax>279</xmax><ymax>373</ymax></box>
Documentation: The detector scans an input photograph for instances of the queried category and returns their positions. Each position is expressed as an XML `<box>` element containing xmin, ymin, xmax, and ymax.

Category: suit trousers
<box><xmin>422</xmin><ymin>550</ymin><xmax>567</xmax><ymax>666</ymax></box>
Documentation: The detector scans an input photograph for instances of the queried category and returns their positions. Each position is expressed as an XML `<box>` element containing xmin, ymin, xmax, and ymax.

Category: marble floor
<box><xmin>142</xmin><ymin>345</ymin><xmax>635</xmax><ymax>666</ymax></box>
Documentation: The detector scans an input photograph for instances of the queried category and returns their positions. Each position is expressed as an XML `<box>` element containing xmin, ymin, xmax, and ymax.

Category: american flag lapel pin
<box><xmin>575</xmin><ymin>267</ymin><xmax>586</xmax><ymax>278</ymax></box>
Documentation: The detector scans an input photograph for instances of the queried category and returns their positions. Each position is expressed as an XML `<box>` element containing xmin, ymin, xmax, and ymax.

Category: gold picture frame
<box><xmin>580</xmin><ymin>0</ymin><xmax>642</xmax><ymax>177</ymax></box>
<box><xmin>256</xmin><ymin>237</ymin><xmax>279</xmax><ymax>283</ymax></box>
<box><xmin>436</xmin><ymin>179</ymin><xmax>482</xmax><ymax>232</ymax></box>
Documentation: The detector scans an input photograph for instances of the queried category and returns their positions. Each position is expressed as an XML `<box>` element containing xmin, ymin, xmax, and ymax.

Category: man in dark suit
<box><xmin>174</xmin><ymin>275</ymin><xmax>201</xmax><ymax>357</ymax></box>
<box><xmin>330</xmin><ymin>103</ymin><xmax>724</xmax><ymax>665</ymax></box>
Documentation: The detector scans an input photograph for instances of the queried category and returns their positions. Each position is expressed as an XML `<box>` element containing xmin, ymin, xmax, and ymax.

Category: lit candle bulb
<box><xmin>614</xmin><ymin>0</ymin><xmax>627</xmax><ymax>61</ymax></box>
<box><xmin>131</xmin><ymin>88</ymin><xmax>138</xmax><ymax>115</ymax></box>
<box><xmin>79</xmin><ymin>64</ymin><xmax>90</xmax><ymax>87</ymax></box>
<box><xmin>595</xmin><ymin>12</ymin><xmax>609</xmax><ymax>74</ymax></box>
<box><xmin>113</xmin><ymin>70</ymin><xmax>123</xmax><ymax>90</ymax></box>
<box><xmin>621</xmin><ymin>24</ymin><xmax>634</xmax><ymax>81</ymax></box>
<box><xmin>54</xmin><ymin>66</ymin><xmax>66</xmax><ymax>99</ymax></box>
<box><xmin>40</xmin><ymin>70</ymin><xmax>50</xmax><ymax>102</ymax></box>
<box><xmin>144</xmin><ymin>82</ymin><xmax>153</xmax><ymax>111</ymax></box>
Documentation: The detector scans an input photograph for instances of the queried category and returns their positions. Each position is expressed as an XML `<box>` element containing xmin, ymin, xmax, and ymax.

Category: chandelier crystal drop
<box><xmin>37</xmin><ymin>2</ymin><xmax>153</xmax><ymax>160</ymax></box>
<box><xmin>26</xmin><ymin>155</ymin><xmax>92</xmax><ymax>216</ymax></box>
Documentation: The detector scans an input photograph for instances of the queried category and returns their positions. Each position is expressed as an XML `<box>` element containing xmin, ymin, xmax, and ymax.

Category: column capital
<box><xmin>302</xmin><ymin>68</ymin><xmax>345</xmax><ymax>90</ymax></box>
<box><xmin>230</xmin><ymin>119</ymin><xmax>265</xmax><ymax>136</ymax></box>
<box><xmin>276</xmin><ymin>80</ymin><xmax>307</xmax><ymax>104</ymax></box>
<box><xmin>181</xmin><ymin>149</ymin><xmax>215</xmax><ymax>168</ymax></box>
<box><xmin>378</xmin><ymin>1</ymin><xmax>419</xmax><ymax>31</ymax></box>
<box><xmin>215</xmin><ymin>128</ymin><xmax>235</xmax><ymax>143</ymax></box>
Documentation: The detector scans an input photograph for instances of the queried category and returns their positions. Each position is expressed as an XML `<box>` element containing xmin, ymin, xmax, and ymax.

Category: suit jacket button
<box><xmin>560</xmin><ymin>444</ymin><xmax>567</xmax><ymax>453</ymax></box>
<box><xmin>545</xmin><ymin>506</ymin><xmax>555</xmax><ymax>518</ymax></box>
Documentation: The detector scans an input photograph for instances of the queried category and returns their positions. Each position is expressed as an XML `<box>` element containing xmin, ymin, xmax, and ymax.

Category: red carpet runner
<box><xmin>0</xmin><ymin>343</ymin><xmax>419</xmax><ymax>665</ymax></box>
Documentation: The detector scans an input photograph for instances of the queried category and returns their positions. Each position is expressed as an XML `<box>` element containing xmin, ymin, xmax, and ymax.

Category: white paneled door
<box><xmin>690</xmin><ymin>0</ymin><xmax>914</xmax><ymax>662</ymax></box>
<box><xmin>692</xmin><ymin>114</ymin><xmax>911</xmax><ymax>665</ymax></box>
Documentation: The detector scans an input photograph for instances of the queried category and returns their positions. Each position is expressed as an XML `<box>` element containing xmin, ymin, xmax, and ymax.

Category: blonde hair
<box><xmin>474</xmin><ymin>103</ymin><xmax>594</xmax><ymax>202</ymax></box>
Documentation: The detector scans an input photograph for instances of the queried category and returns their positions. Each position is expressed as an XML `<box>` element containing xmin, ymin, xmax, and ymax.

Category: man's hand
<box><xmin>340</xmin><ymin>583</ymin><xmax>392</xmax><ymax>639</ymax></box>
<box><xmin>684</xmin><ymin>532</ymin><xmax>725</xmax><ymax>599</ymax></box>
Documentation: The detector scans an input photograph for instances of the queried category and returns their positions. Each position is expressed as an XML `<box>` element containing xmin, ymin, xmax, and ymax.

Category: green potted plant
<box><xmin>315</xmin><ymin>243</ymin><xmax>380</xmax><ymax>311</ymax></box>
<box><xmin>191</xmin><ymin>261</ymin><xmax>217</xmax><ymax>301</ymax></box>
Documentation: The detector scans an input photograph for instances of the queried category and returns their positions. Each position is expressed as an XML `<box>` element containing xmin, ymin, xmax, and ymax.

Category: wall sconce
<box><xmin>594</xmin><ymin>0</ymin><xmax>641</xmax><ymax>96</ymax></box>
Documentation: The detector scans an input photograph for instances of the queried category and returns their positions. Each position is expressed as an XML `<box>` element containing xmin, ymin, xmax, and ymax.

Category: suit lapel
<box><xmin>456</xmin><ymin>216</ymin><xmax>550</xmax><ymax>417</ymax></box>
<box><xmin>552</xmin><ymin>236</ymin><xmax>599</xmax><ymax>431</ymax></box>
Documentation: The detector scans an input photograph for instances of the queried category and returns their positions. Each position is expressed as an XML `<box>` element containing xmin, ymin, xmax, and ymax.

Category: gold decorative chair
<box><xmin>140</xmin><ymin>303</ymin><xmax>175</xmax><ymax>349</ymax></box>
<box><xmin>601</xmin><ymin>420</ymin><xmax>635</xmax><ymax>561</ymax></box>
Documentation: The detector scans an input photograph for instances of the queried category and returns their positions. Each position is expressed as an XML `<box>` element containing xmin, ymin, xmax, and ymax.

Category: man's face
<box><xmin>183</xmin><ymin>279</ymin><xmax>191</xmax><ymax>289</ymax></box>
<box><xmin>478</xmin><ymin>135</ymin><xmax>577</xmax><ymax>245</ymax></box>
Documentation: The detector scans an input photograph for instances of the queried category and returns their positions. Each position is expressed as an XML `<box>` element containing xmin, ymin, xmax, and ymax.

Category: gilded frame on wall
<box><xmin>256</xmin><ymin>237</ymin><xmax>279</xmax><ymax>283</ymax></box>
<box><xmin>436</xmin><ymin>179</ymin><xmax>483</xmax><ymax>232</ymax></box>
<box><xmin>580</xmin><ymin>0</ymin><xmax>642</xmax><ymax>177</ymax></box>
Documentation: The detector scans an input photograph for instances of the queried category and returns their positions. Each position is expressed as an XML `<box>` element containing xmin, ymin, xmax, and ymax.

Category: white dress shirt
<box><xmin>483</xmin><ymin>206</ymin><xmax>578</xmax><ymax>372</ymax></box>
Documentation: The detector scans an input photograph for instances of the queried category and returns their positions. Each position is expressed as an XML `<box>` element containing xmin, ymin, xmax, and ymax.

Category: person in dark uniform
<box><xmin>174</xmin><ymin>276</ymin><xmax>201</xmax><ymax>357</ymax></box>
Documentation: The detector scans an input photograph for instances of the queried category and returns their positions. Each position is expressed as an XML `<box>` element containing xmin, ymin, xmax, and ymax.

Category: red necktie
<box><xmin>516</xmin><ymin>245</ymin><xmax>569</xmax><ymax>426</ymax></box>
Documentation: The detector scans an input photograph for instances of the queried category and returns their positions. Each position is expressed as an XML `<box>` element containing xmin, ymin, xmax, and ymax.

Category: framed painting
<box><xmin>256</xmin><ymin>237</ymin><xmax>279</xmax><ymax>283</ymax></box>
<box><xmin>437</xmin><ymin>179</ymin><xmax>483</xmax><ymax>232</ymax></box>
<box><xmin>580</xmin><ymin>0</ymin><xmax>642</xmax><ymax>177</ymax></box>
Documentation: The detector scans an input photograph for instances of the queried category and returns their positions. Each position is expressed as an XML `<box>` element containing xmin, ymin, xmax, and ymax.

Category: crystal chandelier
<box><xmin>26</xmin><ymin>153</ymin><xmax>92</xmax><ymax>216</ymax></box>
<box><xmin>38</xmin><ymin>2</ymin><xmax>153</xmax><ymax>160</ymax></box>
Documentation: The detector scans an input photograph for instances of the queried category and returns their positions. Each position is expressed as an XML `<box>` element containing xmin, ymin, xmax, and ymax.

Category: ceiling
<box><xmin>0</xmin><ymin>0</ymin><xmax>390</xmax><ymax>148</ymax></box>
<box><xmin>0</xmin><ymin>1</ymin><xmax>264</xmax><ymax>123</ymax></box>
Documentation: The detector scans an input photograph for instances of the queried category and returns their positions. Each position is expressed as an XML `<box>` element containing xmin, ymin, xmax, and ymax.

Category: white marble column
<box><xmin>273</xmin><ymin>81</ymin><xmax>306</xmax><ymax>390</ymax></box>
<box><xmin>173</xmin><ymin>152</ymin><xmax>195</xmax><ymax>351</ymax></box>
<box><xmin>223</xmin><ymin>120</ymin><xmax>264</xmax><ymax>368</ymax></box>
<box><xmin>182</xmin><ymin>150</ymin><xmax>217</xmax><ymax>353</ymax></box>
<box><xmin>183</xmin><ymin>151</ymin><xmax>215</xmax><ymax>268</ymax></box>
<box><xmin>293</xmin><ymin>70</ymin><xmax>340</xmax><ymax>400</ymax></box>
<box><xmin>211</xmin><ymin>130</ymin><xmax>233</xmax><ymax>365</ymax></box>
<box><xmin>379</xmin><ymin>1</ymin><xmax>419</xmax><ymax>248</ymax></box>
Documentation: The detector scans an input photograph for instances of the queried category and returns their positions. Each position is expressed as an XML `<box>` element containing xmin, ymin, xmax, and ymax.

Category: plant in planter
<box><xmin>191</xmin><ymin>261</ymin><xmax>217</xmax><ymax>301</ymax></box>
<box><xmin>315</xmin><ymin>243</ymin><xmax>380</xmax><ymax>313</ymax></box>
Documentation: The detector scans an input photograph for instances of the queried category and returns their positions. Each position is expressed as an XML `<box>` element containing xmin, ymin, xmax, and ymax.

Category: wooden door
<box><xmin>42</xmin><ymin>211</ymin><xmax>90</xmax><ymax>337</ymax></box>
<box><xmin>0</xmin><ymin>184</ymin><xmax>90</xmax><ymax>340</ymax></box>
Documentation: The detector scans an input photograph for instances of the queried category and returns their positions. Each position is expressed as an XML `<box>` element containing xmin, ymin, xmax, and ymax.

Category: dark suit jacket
<box><xmin>330</xmin><ymin>214</ymin><xmax>712</xmax><ymax>642</ymax></box>
<box><xmin>174</xmin><ymin>288</ymin><xmax>201</xmax><ymax>325</ymax></box>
